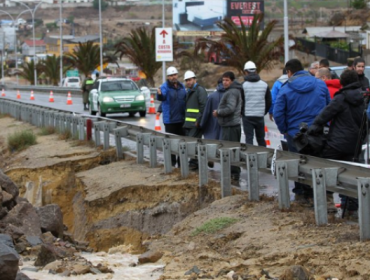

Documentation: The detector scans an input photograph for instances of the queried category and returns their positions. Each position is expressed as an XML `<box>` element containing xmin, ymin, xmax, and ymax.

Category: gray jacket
<box><xmin>242</xmin><ymin>73</ymin><xmax>271</xmax><ymax>117</ymax></box>
<box><xmin>217</xmin><ymin>81</ymin><xmax>242</xmax><ymax>127</ymax></box>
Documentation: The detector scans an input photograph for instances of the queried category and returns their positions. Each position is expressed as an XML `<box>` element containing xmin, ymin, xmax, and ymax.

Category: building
<box><xmin>21</xmin><ymin>39</ymin><xmax>46</xmax><ymax>56</ymax></box>
<box><xmin>44</xmin><ymin>34</ymin><xmax>105</xmax><ymax>56</ymax></box>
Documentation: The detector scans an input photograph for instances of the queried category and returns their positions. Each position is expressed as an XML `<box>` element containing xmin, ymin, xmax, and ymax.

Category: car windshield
<box><xmin>101</xmin><ymin>81</ymin><xmax>138</xmax><ymax>91</ymax></box>
<box><xmin>68</xmin><ymin>78</ymin><xmax>79</xmax><ymax>83</ymax></box>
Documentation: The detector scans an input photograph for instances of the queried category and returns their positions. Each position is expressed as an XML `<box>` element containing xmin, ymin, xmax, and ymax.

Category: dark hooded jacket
<box><xmin>217</xmin><ymin>81</ymin><xmax>242</xmax><ymax>127</ymax></box>
<box><xmin>200</xmin><ymin>82</ymin><xmax>225</xmax><ymax>140</ymax></box>
<box><xmin>312</xmin><ymin>81</ymin><xmax>365</xmax><ymax>156</ymax></box>
<box><xmin>358</xmin><ymin>73</ymin><xmax>370</xmax><ymax>91</ymax></box>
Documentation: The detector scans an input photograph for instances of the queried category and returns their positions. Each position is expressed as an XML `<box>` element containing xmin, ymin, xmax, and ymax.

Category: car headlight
<box><xmin>135</xmin><ymin>94</ymin><xmax>145</xmax><ymax>101</ymax></box>
<box><xmin>102</xmin><ymin>96</ymin><xmax>114</xmax><ymax>103</ymax></box>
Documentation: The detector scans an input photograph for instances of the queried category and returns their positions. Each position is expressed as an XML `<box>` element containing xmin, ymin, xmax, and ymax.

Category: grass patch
<box><xmin>191</xmin><ymin>217</ymin><xmax>238</xmax><ymax>236</ymax></box>
<box><xmin>38</xmin><ymin>126</ymin><xmax>56</xmax><ymax>136</ymax></box>
<box><xmin>58</xmin><ymin>130</ymin><xmax>72</xmax><ymax>140</ymax></box>
<box><xmin>7</xmin><ymin>130</ymin><xmax>37</xmax><ymax>152</ymax></box>
<box><xmin>0</xmin><ymin>113</ymin><xmax>11</xmax><ymax>118</ymax></box>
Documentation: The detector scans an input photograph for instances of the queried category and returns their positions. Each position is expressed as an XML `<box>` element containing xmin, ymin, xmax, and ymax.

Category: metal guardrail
<box><xmin>1</xmin><ymin>98</ymin><xmax>370</xmax><ymax>241</ymax></box>
<box><xmin>6</xmin><ymin>84</ymin><xmax>82</xmax><ymax>95</ymax></box>
<box><xmin>5</xmin><ymin>84</ymin><xmax>215</xmax><ymax>96</ymax></box>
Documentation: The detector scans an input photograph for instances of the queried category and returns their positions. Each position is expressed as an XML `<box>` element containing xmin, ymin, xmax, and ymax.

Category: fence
<box><xmin>1</xmin><ymin>98</ymin><xmax>370</xmax><ymax>241</ymax></box>
<box><xmin>296</xmin><ymin>37</ymin><xmax>361</xmax><ymax>64</ymax></box>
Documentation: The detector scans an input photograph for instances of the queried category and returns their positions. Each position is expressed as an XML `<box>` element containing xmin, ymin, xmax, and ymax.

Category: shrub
<box><xmin>39</xmin><ymin>126</ymin><xmax>56</xmax><ymax>135</ymax></box>
<box><xmin>191</xmin><ymin>217</ymin><xmax>238</xmax><ymax>236</ymax></box>
<box><xmin>8</xmin><ymin>130</ymin><xmax>37</xmax><ymax>151</ymax></box>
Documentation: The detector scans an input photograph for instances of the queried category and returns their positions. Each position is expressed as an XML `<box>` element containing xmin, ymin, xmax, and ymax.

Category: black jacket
<box><xmin>312</xmin><ymin>81</ymin><xmax>365</xmax><ymax>156</ymax></box>
<box><xmin>358</xmin><ymin>73</ymin><xmax>370</xmax><ymax>91</ymax></box>
<box><xmin>184</xmin><ymin>84</ymin><xmax>208</xmax><ymax>128</ymax></box>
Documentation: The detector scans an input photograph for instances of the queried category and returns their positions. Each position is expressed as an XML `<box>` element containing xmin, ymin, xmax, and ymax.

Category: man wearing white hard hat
<box><xmin>157</xmin><ymin>66</ymin><xmax>187</xmax><ymax>167</ymax></box>
<box><xmin>242</xmin><ymin>61</ymin><xmax>271</xmax><ymax>147</ymax></box>
<box><xmin>183</xmin><ymin>70</ymin><xmax>208</xmax><ymax>170</ymax></box>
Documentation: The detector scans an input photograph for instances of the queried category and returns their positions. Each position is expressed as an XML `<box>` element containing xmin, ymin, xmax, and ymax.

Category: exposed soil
<box><xmin>1</xmin><ymin>115</ymin><xmax>370</xmax><ymax>280</ymax></box>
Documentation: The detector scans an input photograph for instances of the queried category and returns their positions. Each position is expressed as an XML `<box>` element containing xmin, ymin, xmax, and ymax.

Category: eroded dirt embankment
<box><xmin>0</xmin><ymin>117</ymin><xmax>221</xmax><ymax>254</ymax></box>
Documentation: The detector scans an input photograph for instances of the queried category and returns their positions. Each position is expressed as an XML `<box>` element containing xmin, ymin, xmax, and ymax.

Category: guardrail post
<box><xmin>276</xmin><ymin>160</ymin><xmax>290</xmax><ymax>210</ymax></box>
<box><xmin>103</xmin><ymin>122</ymin><xmax>110</xmax><ymax>150</ymax></box>
<box><xmin>179</xmin><ymin>142</ymin><xmax>190</xmax><ymax>178</ymax></box>
<box><xmin>93</xmin><ymin>121</ymin><xmax>104</xmax><ymax>146</ymax></box>
<box><xmin>65</xmin><ymin>114</ymin><xmax>72</xmax><ymax>134</ymax></box>
<box><xmin>16</xmin><ymin>104</ymin><xmax>21</xmax><ymax>121</ymax></box>
<box><xmin>48</xmin><ymin>111</ymin><xmax>54</xmax><ymax>127</ymax></box>
<box><xmin>276</xmin><ymin>159</ymin><xmax>300</xmax><ymax>210</ymax></box>
<box><xmin>78</xmin><ymin>118</ymin><xmax>85</xmax><ymax>141</ymax></box>
<box><xmin>162</xmin><ymin>138</ymin><xmax>173</xmax><ymax>174</ymax></box>
<box><xmin>136</xmin><ymin>133</ymin><xmax>151</xmax><ymax>164</ymax></box>
<box><xmin>54</xmin><ymin>113</ymin><xmax>60</xmax><ymax>132</ymax></box>
<box><xmin>312</xmin><ymin>168</ymin><xmax>328</xmax><ymax>225</ymax></box>
<box><xmin>198</xmin><ymin>144</ymin><xmax>208</xmax><ymax>187</ymax></box>
<box><xmin>113</xmin><ymin>126</ymin><xmax>128</xmax><ymax>159</ymax></box>
<box><xmin>149</xmin><ymin>135</ymin><xmax>159</xmax><ymax>167</ymax></box>
<box><xmin>220</xmin><ymin>148</ymin><xmax>232</xmax><ymax>197</ymax></box>
<box><xmin>246</xmin><ymin>153</ymin><xmax>259</xmax><ymax>201</ymax></box>
<box><xmin>72</xmin><ymin>116</ymin><xmax>79</xmax><ymax>139</ymax></box>
<box><xmin>358</xmin><ymin>178</ymin><xmax>370</xmax><ymax>241</ymax></box>
<box><xmin>40</xmin><ymin>110</ymin><xmax>45</xmax><ymax>127</ymax></box>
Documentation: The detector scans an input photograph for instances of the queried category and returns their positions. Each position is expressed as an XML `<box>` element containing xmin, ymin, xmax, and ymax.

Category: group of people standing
<box><xmin>157</xmin><ymin>61</ymin><xmax>272</xmax><ymax>182</ymax></box>
<box><xmin>158</xmin><ymin>56</ymin><xmax>370</xmax><ymax>212</ymax></box>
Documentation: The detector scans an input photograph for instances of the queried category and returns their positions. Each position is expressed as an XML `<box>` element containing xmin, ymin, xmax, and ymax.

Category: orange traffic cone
<box><xmin>66</xmin><ymin>92</ymin><xmax>73</xmax><ymax>105</ymax></box>
<box><xmin>49</xmin><ymin>91</ymin><xmax>54</xmax><ymax>102</ymax></box>
<box><xmin>148</xmin><ymin>94</ymin><xmax>156</xmax><ymax>114</ymax></box>
<box><xmin>30</xmin><ymin>90</ymin><xmax>35</xmax><ymax>100</ymax></box>
<box><xmin>1</xmin><ymin>88</ymin><xmax>5</xmax><ymax>97</ymax></box>
<box><xmin>264</xmin><ymin>126</ymin><xmax>271</xmax><ymax>147</ymax></box>
<box><xmin>16</xmin><ymin>90</ymin><xmax>21</xmax><ymax>99</ymax></box>
<box><xmin>154</xmin><ymin>115</ymin><xmax>161</xmax><ymax>131</ymax></box>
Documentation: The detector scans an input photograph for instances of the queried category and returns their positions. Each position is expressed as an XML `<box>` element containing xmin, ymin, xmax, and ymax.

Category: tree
<box><xmin>93</xmin><ymin>0</ymin><xmax>108</xmax><ymax>11</ymax></box>
<box><xmin>64</xmin><ymin>41</ymin><xmax>101</xmax><ymax>77</ymax></box>
<box><xmin>39</xmin><ymin>55</ymin><xmax>61</xmax><ymax>86</ymax></box>
<box><xmin>114</xmin><ymin>27</ymin><xmax>162</xmax><ymax>87</ymax></box>
<box><xmin>195</xmin><ymin>13</ymin><xmax>283</xmax><ymax>75</ymax></box>
<box><xmin>19</xmin><ymin>60</ymin><xmax>39</xmax><ymax>85</ymax></box>
<box><xmin>351</xmin><ymin>0</ymin><xmax>366</xmax><ymax>9</ymax></box>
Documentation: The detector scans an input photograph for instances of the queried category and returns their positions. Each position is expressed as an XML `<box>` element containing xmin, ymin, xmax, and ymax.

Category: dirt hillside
<box><xmin>0</xmin><ymin>115</ymin><xmax>369</xmax><ymax>280</ymax></box>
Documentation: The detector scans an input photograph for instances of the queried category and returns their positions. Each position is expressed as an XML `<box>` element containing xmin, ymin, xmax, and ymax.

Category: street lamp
<box><xmin>11</xmin><ymin>0</ymin><xmax>43</xmax><ymax>85</ymax></box>
<box><xmin>98</xmin><ymin>0</ymin><xmax>103</xmax><ymax>75</ymax></box>
<box><xmin>59</xmin><ymin>0</ymin><xmax>63</xmax><ymax>85</ymax></box>
<box><xmin>0</xmin><ymin>9</ymin><xmax>30</xmax><ymax>83</ymax></box>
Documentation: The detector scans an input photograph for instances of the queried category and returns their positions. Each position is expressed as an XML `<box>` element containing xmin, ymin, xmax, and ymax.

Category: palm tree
<box><xmin>64</xmin><ymin>41</ymin><xmax>101</xmax><ymax>77</ymax></box>
<box><xmin>114</xmin><ymin>27</ymin><xmax>161</xmax><ymax>87</ymax></box>
<box><xmin>39</xmin><ymin>55</ymin><xmax>61</xmax><ymax>86</ymax></box>
<box><xmin>19</xmin><ymin>60</ymin><xmax>38</xmax><ymax>85</ymax></box>
<box><xmin>195</xmin><ymin>13</ymin><xmax>283</xmax><ymax>75</ymax></box>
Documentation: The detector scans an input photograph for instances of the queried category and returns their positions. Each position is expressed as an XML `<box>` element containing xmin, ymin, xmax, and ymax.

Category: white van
<box><xmin>61</xmin><ymin>77</ymin><xmax>81</xmax><ymax>88</ymax></box>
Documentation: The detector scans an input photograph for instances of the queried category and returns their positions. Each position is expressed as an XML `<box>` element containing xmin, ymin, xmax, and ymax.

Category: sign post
<box><xmin>155</xmin><ymin>27</ymin><xmax>173</xmax><ymax>62</ymax></box>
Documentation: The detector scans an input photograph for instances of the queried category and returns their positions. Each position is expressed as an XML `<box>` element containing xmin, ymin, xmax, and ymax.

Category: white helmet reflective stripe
<box><xmin>184</xmin><ymin>70</ymin><xmax>196</xmax><ymax>80</ymax></box>
<box><xmin>244</xmin><ymin>61</ymin><xmax>256</xmax><ymax>71</ymax></box>
<box><xmin>166</xmin><ymin>66</ymin><xmax>178</xmax><ymax>76</ymax></box>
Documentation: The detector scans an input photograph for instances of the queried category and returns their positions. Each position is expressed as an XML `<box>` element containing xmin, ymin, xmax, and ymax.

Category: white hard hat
<box><xmin>166</xmin><ymin>66</ymin><xmax>178</xmax><ymax>76</ymax></box>
<box><xmin>244</xmin><ymin>61</ymin><xmax>256</xmax><ymax>71</ymax></box>
<box><xmin>184</xmin><ymin>70</ymin><xmax>196</xmax><ymax>80</ymax></box>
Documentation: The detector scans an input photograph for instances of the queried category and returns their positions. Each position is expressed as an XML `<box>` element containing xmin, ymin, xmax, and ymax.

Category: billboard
<box><xmin>173</xmin><ymin>0</ymin><xmax>264</xmax><ymax>34</ymax></box>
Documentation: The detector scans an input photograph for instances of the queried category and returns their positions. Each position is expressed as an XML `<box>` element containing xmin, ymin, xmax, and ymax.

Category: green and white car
<box><xmin>89</xmin><ymin>77</ymin><xmax>147</xmax><ymax>117</ymax></box>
